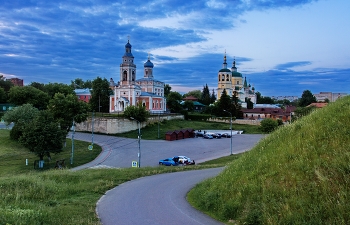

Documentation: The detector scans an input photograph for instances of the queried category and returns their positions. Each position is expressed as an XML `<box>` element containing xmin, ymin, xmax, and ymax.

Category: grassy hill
<box><xmin>188</xmin><ymin>96</ymin><xmax>350</xmax><ymax>224</ymax></box>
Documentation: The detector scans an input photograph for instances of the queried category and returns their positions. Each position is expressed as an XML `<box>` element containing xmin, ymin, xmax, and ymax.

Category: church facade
<box><xmin>217</xmin><ymin>53</ymin><xmax>256</xmax><ymax>108</ymax></box>
<box><xmin>109</xmin><ymin>40</ymin><xmax>166</xmax><ymax>113</ymax></box>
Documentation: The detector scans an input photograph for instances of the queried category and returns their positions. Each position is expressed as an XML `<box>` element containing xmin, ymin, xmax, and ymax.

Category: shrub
<box><xmin>259</xmin><ymin>118</ymin><xmax>278</xmax><ymax>133</ymax></box>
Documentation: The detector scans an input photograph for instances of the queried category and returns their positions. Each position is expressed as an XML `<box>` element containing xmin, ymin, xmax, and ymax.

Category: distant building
<box><xmin>6</xmin><ymin>78</ymin><xmax>23</xmax><ymax>86</ymax></box>
<box><xmin>109</xmin><ymin>39</ymin><xmax>167</xmax><ymax>113</ymax></box>
<box><xmin>271</xmin><ymin>96</ymin><xmax>299</xmax><ymax>102</ymax></box>
<box><xmin>217</xmin><ymin>54</ymin><xmax>256</xmax><ymax>108</ymax></box>
<box><xmin>74</xmin><ymin>89</ymin><xmax>91</xmax><ymax>103</ymax></box>
<box><xmin>313</xmin><ymin>92</ymin><xmax>348</xmax><ymax>102</ymax></box>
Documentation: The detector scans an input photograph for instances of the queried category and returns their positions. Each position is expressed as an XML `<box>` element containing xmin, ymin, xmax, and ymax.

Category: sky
<box><xmin>0</xmin><ymin>0</ymin><xmax>349</xmax><ymax>97</ymax></box>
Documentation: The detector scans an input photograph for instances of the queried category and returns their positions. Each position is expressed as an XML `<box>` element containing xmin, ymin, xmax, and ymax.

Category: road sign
<box><xmin>132</xmin><ymin>161</ymin><xmax>138</xmax><ymax>167</ymax></box>
<box><xmin>88</xmin><ymin>145</ymin><xmax>93</xmax><ymax>150</ymax></box>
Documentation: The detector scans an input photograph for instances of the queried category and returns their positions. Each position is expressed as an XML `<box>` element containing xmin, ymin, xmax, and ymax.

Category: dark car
<box><xmin>203</xmin><ymin>134</ymin><xmax>213</xmax><ymax>139</ymax></box>
<box><xmin>221</xmin><ymin>133</ymin><xmax>231</xmax><ymax>138</ymax></box>
<box><xmin>212</xmin><ymin>133</ymin><xmax>222</xmax><ymax>139</ymax></box>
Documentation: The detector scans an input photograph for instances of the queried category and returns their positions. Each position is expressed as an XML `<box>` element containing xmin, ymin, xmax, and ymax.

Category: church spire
<box><xmin>222</xmin><ymin>50</ymin><xmax>227</xmax><ymax>69</ymax></box>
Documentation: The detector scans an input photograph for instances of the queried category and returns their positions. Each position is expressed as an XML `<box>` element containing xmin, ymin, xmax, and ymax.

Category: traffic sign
<box><xmin>132</xmin><ymin>161</ymin><xmax>138</xmax><ymax>167</ymax></box>
<box><xmin>88</xmin><ymin>145</ymin><xmax>93</xmax><ymax>150</ymax></box>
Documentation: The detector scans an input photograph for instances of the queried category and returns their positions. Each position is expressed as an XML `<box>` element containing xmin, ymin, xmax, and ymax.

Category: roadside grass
<box><xmin>0</xmin><ymin>130</ymin><xmax>102</xmax><ymax>176</ymax></box>
<box><xmin>113</xmin><ymin>119</ymin><xmax>261</xmax><ymax>140</ymax></box>
<box><xmin>188</xmin><ymin>96</ymin><xmax>350</xmax><ymax>224</ymax></box>
<box><xmin>0</xmin><ymin>127</ymin><xmax>238</xmax><ymax>225</ymax></box>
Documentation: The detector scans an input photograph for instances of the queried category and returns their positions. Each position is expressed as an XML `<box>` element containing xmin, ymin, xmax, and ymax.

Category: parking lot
<box><xmin>72</xmin><ymin>131</ymin><xmax>265</xmax><ymax>170</ymax></box>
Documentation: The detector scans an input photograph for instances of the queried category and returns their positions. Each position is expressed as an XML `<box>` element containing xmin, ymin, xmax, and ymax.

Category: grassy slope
<box><xmin>188</xmin><ymin>96</ymin><xmax>350</xmax><ymax>224</ymax></box>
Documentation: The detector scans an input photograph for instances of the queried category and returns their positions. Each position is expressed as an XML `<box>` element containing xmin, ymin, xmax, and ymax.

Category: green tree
<box><xmin>183</xmin><ymin>100</ymin><xmax>194</xmax><ymax>112</ymax></box>
<box><xmin>210</xmin><ymin>89</ymin><xmax>216</xmax><ymax>104</ymax></box>
<box><xmin>123</xmin><ymin>103</ymin><xmax>150</xmax><ymax>123</ymax></box>
<box><xmin>184</xmin><ymin>90</ymin><xmax>201</xmax><ymax>99</ymax></box>
<box><xmin>0</xmin><ymin>77</ymin><xmax>14</xmax><ymax>92</ymax></box>
<box><xmin>164</xmin><ymin>84</ymin><xmax>171</xmax><ymax>98</ymax></box>
<box><xmin>8</xmin><ymin>86</ymin><xmax>50</xmax><ymax>109</ymax></box>
<box><xmin>0</xmin><ymin>87</ymin><xmax>7</xmax><ymax>103</ymax></box>
<box><xmin>90</xmin><ymin>77</ymin><xmax>112</xmax><ymax>113</ymax></box>
<box><xmin>245</xmin><ymin>97</ymin><xmax>254</xmax><ymax>109</ymax></box>
<box><xmin>43</xmin><ymin>83</ymin><xmax>74</xmax><ymax>98</ymax></box>
<box><xmin>166</xmin><ymin>91</ymin><xmax>183</xmax><ymax>113</ymax></box>
<box><xmin>19</xmin><ymin>110</ymin><xmax>66</xmax><ymax>165</ymax></box>
<box><xmin>293</xmin><ymin>105</ymin><xmax>317</xmax><ymax>121</ymax></box>
<box><xmin>29</xmin><ymin>82</ymin><xmax>45</xmax><ymax>91</ymax></box>
<box><xmin>200</xmin><ymin>84</ymin><xmax>211</xmax><ymax>105</ymax></box>
<box><xmin>48</xmin><ymin>93</ymin><xmax>90</xmax><ymax>134</ymax></box>
<box><xmin>259</xmin><ymin>118</ymin><xmax>278</xmax><ymax>133</ymax></box>
<box><xmin>298</xmin><ymin>90</ymin><xmax>317</xmax><ymax>107</ymax></box>
<box><xmin>71</xmin><ymin>78</ymin><xmax>93</xmax><ymax>89</ymax></box>
<box><xmin>2</xmin><ymin>104</ymin><xmax>40</xmax><ymax>140</ymax></box>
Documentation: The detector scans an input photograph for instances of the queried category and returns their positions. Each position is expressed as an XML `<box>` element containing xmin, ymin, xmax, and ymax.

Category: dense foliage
<box><xmin>189</xmin><ymin>96</ymin><xmax>350</xmax><ymax>224</ymax></box>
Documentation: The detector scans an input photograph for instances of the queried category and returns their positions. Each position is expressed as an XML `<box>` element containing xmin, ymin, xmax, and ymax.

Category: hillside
<box><xmin>188</xmin><ymin>96</ymin><xmax>350</xmax><ymax>224</ymax></box>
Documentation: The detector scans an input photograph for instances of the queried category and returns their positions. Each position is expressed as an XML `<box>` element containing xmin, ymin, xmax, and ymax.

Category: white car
<box><xmin>177</xmin><ymin>156</ymin><xmax>195</xmax><ymax>165</ymax></box>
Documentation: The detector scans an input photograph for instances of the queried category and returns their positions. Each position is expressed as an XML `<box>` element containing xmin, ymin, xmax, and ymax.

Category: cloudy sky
<box><xmin>0</xmin><ymin>0</ymin><xmax>349</xmax><ymax>97</ymax></box>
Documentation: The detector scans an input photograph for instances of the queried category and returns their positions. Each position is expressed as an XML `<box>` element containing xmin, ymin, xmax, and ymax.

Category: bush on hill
<box><xmin>188</xmin><ymin>96</ymin><xmax>350</xmax><ymax>224</ymax></box>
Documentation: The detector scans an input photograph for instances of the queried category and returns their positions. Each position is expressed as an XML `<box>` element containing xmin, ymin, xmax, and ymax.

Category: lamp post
<box><xmin>130</xmin><ymin>117</ymin><xmax>141</xmax><ymax>167</ymax></box>
<box><xmin>223</xmin><ymin>110</ymin><xmax>233</xmax><ymax>155</ymax></box>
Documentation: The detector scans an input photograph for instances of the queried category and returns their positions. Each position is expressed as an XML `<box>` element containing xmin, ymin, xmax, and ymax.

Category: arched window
<box><xmin>226</xmin><ymin>74</ymin><xmax>229</xmax><ymax>81</ymax></box>
<box><xmin>221</xmin><ymin>75</ymin><xmax>225</xmax><ymax>81</ymax></box>
<box><xmin>237</xmin><ymin>81</ymin><xmax>239</xmax><ymax>85</ymax></box>
<box><xmin>123</xmin><ymin>71</ymin><xmax>127</xmax><ymax>81</ymax></box>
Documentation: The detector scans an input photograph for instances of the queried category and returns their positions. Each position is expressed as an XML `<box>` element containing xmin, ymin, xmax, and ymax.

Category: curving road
<box><xmin>71</xmin><ymin>132</ymin><xmax>264</xmax><ymax>224</ymax></box>
<box><xmin>96</xmin><ymin>167</ymin><xmax>225</xmax><ymax>225</ymax></box>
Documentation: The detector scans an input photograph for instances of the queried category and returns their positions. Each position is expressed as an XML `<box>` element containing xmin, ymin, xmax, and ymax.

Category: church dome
<box><xmin>232</xmin><ymin>71</ymin><xmax>243</xmax><ymax>77</ymax></box>
<box><xmin>144</xmin><ymin>59</ymin><xmax>154</xmax><ymax>68</ymax></box>
<box><xmin>219</xmin><ymin>68</ymin><xmax>231</xmax><ymax>72</ymax></box>
<box><xmin>125</xmin><ymin>40</ymin><xmax>132</xmax><ymax>48</ymax></box>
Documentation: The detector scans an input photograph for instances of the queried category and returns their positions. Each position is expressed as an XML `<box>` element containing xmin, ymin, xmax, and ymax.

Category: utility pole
<box><xmin>71</xmin><ymin>119</ymin><xmax>75</xmax><ymax>165</ymax></box>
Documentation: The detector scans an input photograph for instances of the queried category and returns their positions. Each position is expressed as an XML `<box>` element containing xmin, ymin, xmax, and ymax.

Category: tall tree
<box><xmin>216</xmin><ymin>89</ymin><xmax>232</xmax><ymax>117</ymax></box>
<box><xmin>164</xmin><ymin>84</ymin><xmax>171</xmax><ymax>98</ymax></box>
<box><xmin>90</xmin><ymin>77</ymin><xmax>112</xmax><ymax>113</ymax></box>
<box><xmin>210</xmin><ymin>89</ymin><xmax>216</xmax><ymax>104</ymax></box>
<box><xmin>200</xmin><ymin>84</ymin><xmax>211</xmax><ymax>105</ymax></box>
<box><xmin>298</xmin><ymin>90</ymin><xmax>317</xmax><ymax>107</ymax></box>
<box><xmin>166</xmin><ymin>91</ymin><xmax>183</xmax><ymax>113</ymax></box>
<box><xmin>19</xmin><ymin>110</ymin><xmax>66</xmax><ymax>165</ymax></box>
<box><xmin>48</xmin><ymin>93</ymin><xmax>89</xmax><ymax>134</ymax></box>
<box><xmin>8</xmin><ymin>86</ymin><xmax>50</xmax><ymax>109</ymax></box>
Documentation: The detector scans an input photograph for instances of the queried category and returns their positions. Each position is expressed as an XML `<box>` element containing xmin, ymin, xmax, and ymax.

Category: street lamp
<box><xmin>223</xmin><ymin>110</ymin><xmax>233</xmax><ymax>155</ymax></box>
<box><xmin>130</xmin><ymin>117</ymin><xmax>141</xmax><ymax>167</ymax></box>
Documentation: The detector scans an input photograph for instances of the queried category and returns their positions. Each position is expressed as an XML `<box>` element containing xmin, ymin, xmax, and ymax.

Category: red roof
<box><xmin>308</xmin><ymin>103</ymin><xmax>328</xmax><ymax>108</ymax></box>
<box><xmin>183</xmin><ymin>96</ymin><xmax>198</xmax><ymax>101</ymax></box>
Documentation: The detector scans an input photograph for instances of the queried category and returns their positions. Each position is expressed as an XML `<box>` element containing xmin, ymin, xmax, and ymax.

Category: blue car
<box><xmin>159</xmin><ymin>158</ymin><xmax>178</xmax><ymax>166</ymax></box>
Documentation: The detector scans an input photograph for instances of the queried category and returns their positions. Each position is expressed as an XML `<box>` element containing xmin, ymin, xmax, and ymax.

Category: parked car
<box><xmin>203</xmin><ymin>134</ymin><xmax>213</xmax><ymax>139</ymax></box>
<box><xmin>195</xmin><ymin>131</ymin><xmax>204</xmax><ymax>137</ymax></box>
<box><xmin>212</xmin><ymin>133</ymin><xmax>222</xmax><ymax>139</ymax></box>
<box><xmin>177</xmin><ymin>156</ymin><xmax>195</xmax><ymax>165</ymax></box>
<box><xmin>159</xmin><ymin>158</ymin><xmax>178</xmax><ymax>166</ymax></box>
<box><xmin>221</xmin><ymin>133</ymin><xmax>231</xmax><ymax>138</ymax></box>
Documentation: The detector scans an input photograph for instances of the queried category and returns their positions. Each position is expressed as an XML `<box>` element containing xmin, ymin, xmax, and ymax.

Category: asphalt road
<box><xmin>71</xmin><ymin>132</ymin><xmax>264</xmax><ymax>170</ymax></box>
<box><xmin>96</xmin><ymin>167</ymin><xmax>225</xmax><ymax>225</ymax></box>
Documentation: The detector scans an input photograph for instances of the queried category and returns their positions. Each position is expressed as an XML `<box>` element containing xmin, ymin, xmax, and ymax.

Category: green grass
<box><xmin>0</xmin><ymin>127</ymin><xmax>238</xmax><ymax>225</ymax></box>
<box><xmin>0</xmin><ymin>130</ymin><xmax>102</xmax><ymax>176</ymax></box>
<box><xmin>188</xmin><ymin>96</ymin><xmax>350</xmax><ymax>224</ymax></box>
<box><xmin>113</xmin><ymin>119</ymin><xmax>261</xmax><ymax>140</ymax></box>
